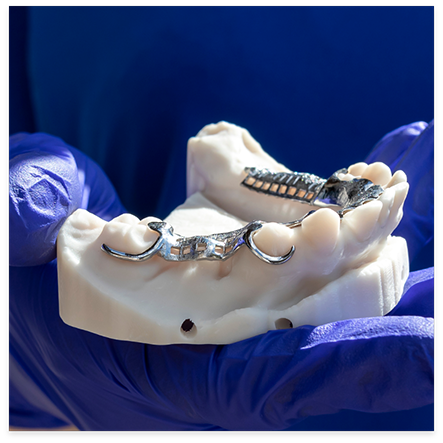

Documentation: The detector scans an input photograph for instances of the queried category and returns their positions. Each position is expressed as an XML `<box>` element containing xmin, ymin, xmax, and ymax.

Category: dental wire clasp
<box><xmin>102</xmin><ymin>220</ymin><xmax>295</xmax><ymax>265</ymax></box>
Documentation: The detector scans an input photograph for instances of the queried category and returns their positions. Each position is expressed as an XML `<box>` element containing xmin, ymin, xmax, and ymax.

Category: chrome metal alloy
<box><xmin>241</xmin><ymin>167</ymin><xmax>384</xmax><ymax>216</ymax></box>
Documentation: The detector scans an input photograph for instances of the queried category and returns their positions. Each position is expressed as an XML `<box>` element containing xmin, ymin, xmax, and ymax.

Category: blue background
<box><xmin>9</xmin><ymin>6</ymin><xmax>434</xmax><ymax>431</ymax></box>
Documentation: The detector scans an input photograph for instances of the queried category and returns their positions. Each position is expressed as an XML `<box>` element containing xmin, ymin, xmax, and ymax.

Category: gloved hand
<box><xmin>365</xmin><ymin>120</ymin><xmax>434</xmax><ymax>266</ymax></box>
<box><xmin>9</xmin><ymin>125</ymin><xmax>434</xmax><ymax>431</ymax></box>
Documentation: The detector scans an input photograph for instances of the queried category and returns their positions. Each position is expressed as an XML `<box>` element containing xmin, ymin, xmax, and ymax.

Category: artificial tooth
<box><xmin>361</xmin><ymin>162</ymin><xmax>392</xmax><ymax>187</ymax></box>
<box><xmin>386</xmin><ymin>170</ymin><xmax>407</xmax><ymax>188</ymax></box>
<box><xmin>112</xmin><ymin>213</ymin><xmax>141</xmax><ymax>225</ymax></box>
<box><xmin>386</xmin><ymin>182</ymin><xmax>409</xmax><ymax>229</ymax></box>
<box><xmin>301</xmin><ymin>208</ymin><xmax>340</xmax><ymax>254</ymax></box>
<box><xmin>378</xmin><ymin>187</ymin><xmax>395</xmax><ymax>228</ymax></box>
<box><xmin>101</xmin><ymin>214</ymin><xmax>158</xmax><ymax>255</ymax></box>
<box><xmin>343</xmin><ymin>200</ymin><xmax>383</xmax><ymax>242</ymax></box>
<box><xmin>338</xmin><ymin>173</ymin><xmax>355</xmax><ymax>182</ymax></box>
<box><xmin>348</xmin><ymin>162</ymin><xmax>368</xmax><ymax>176</ymax></box>
<box><xmin>196</xmin><ymin>121</ymin><xmax>232</xmax><ymax>137</ymax></box>
<box><xmin>252</xmin><ymin>222</ymin><xmax>296</xmax><ymax>257</ymax></box>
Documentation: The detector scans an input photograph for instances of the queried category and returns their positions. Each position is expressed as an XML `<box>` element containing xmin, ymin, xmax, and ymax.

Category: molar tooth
<box><xmin>348</xmin><ymin>162</ymin><xmax>368</xmax><ymax>177</ymax></box>
<box><xmin>139</xmin><ymin>216</ymin><xmax>163</xmax><ymax>243</ymax></box>
<box><xmin>111</xmin><ymin>213</ymin><xmax>141</xmax><ymax>225</ymax></box>
<box><xmin>253</xmin><ymin>222</ymin><xmax>296</xmax><ymax>257</ymax></box>
<box><xmin>195</xmin><ymin>121</ymin><xmax>232</xmax><ymax>137</ymax></box>
<box><xmin>301</xmin><ymin>208</ymin><xmax>340</xmax><ymax>254</ymax></box>
<box><xmin>101</xmin><ymin>216</ymin><xmax>158</xmax><ymax>255</ymax></box>
<box><xmin>344</xmin><ymin>200</ymin><xmax>383</xmax><ymax>242</ymax></box>
<box><xmin>386</xmin><ymin>170</ymin><xmax>407</xmax><ymax>188</ymax></box>
<box><xmin>361</xmin><ymin>162</ymin><xmax>392</xmax><ymax>187</ymax></box>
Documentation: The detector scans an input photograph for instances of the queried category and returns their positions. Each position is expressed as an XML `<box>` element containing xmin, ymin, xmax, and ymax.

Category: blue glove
<box><xmin>9</xmin><ymin>126</ymin><xmax>433</xmax><ymax>431</ymax></box>
<box><xmin>365</xmin><ymin>120</ymin><xmax>434</xmax><ymax>267</ymax></box>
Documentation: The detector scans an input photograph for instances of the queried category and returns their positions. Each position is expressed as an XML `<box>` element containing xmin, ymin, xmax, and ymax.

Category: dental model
<box><xmin>57</xmin><ymin>122</ymin><xmax>409</xmax><ymax>344</ymax></box>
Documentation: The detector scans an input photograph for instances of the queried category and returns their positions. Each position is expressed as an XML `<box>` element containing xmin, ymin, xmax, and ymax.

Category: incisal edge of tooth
<box><xmin>387</xmin><ymin>170</ymin><xmax>407</xmax><ymax>188</ymax></box>
<box><xmin>301</xmin><ymin>208</ymin><xmax>340</xmax><ymax>254</ymax></box>
<box><xmin>252</xmin><ymin>223</ymin><xmax>296</xmax><ymax>257</ymax></box>
<box><xmin>344</xmin><ymin>200</ymin><xmax>383</xmax><ymax>242</ymax></box>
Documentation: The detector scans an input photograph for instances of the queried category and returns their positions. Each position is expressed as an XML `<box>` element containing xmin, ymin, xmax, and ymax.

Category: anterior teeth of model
<box><xmin>189</xmin><ymin>122</ymin><xmax>405</xmax><ymax>252</ymax></box>
<box><xmin>58</xmin><ymin>121</ymin><xmax>409</xmax><ymax>344</ymax></box>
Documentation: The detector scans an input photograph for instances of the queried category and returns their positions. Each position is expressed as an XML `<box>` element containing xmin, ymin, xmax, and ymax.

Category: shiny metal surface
<box><xmin>241</xmin><ymin>167</ymin><xmax>384</xmax><ymax>215</ymax></box>
<box><xmin>102</xmin><ymin>220</ymin><xmax>294</xmax><ymax>265</ymax></box>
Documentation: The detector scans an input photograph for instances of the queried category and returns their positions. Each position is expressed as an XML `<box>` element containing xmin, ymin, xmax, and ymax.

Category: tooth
<box><xmin>344</xmin><ymin>201</ymin><xmax>383</xmax><ymax>242</ymax></box>
<box><xmin>348</xmin><ymin>162</ymin><xmax>368</xmax><ymax>176</ymax></box>
<box><xmin>378</xmin><ymin>187</ymin><xmax>395</xmax><ymax>227</ymax></box>
<box><xmin>337</xmin><ymin>172</ymin><xmax>355</xmax><ymax>181</ymax></box>
<box><xmin>252</xmin><ymin>222</ymin><xmax>296</xmax><ymax>257</ymax></box>
<box><xmin>111</xmin><ymin>213</ymin><xmax>140</xmax><ymax>225</ymax></box>
<box><xmin>301</xmin><ymin>209</ymin><xmax>340</xmax><ymax>254</ymax></box>
<box><xmin>386</xmin><ymin>182</ymin><xmax>409</xmax><ymax>231</ymax></box>
<box><xmin>101</xmin><ymin>214</ymin><xmax>158</xmax><ymax>255</ymax></box>
<box><xmin>195</xmin><ymin>121</ymin><xmax>232</xmax><ymax>137</ymax></box>
<box><xmin>361</xmin><ymin>162</ymin><xmax>392</xmax><ymax>187</ymax></box>
<box><xmin>386</xmin><ymin>170</ymin><xmax>407</xmax><ymax>188</ymax></box>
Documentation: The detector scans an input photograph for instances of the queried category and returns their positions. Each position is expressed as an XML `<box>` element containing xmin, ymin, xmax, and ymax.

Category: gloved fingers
<box><xmin>10</xmin><ymin>133</ymin><xmax>82</xmax><ymax>266</ymax></box>
<box><xmin>365</xmin><ymin>121</ymin><xmax>434</xmax><ymax>262</ymax></box>
<box><xmin>9</xmin><ymin>260</ymin><xmax>434</xmax><ymax>430</ymax></box>
<box><xmin>388</xmin><ymin>267</ymin><xmax>434</xmax><ymax>318</ymax></box>
<box><xmin>67</xmin><ymin>145</ymin><xmax>127</xmax><ymax>221</ymax></box>
<box><xmin>365</xmin><ymin>121</ymin><xmax>428</xmax><ymax>170</ymax></box>
<box><xmin>9</xmin><ymin>133</ymin><xmax>125</xmax><ymax>266</ymax></box>
<box><xmin>391</xmin><ymin>121</ymin><xmax>434</xmax><ymax>261</ymax></box>
<box><xmin>143</xmin><ymin>315</ymin><xmax>433</xmax><ymax>430</ymax></box>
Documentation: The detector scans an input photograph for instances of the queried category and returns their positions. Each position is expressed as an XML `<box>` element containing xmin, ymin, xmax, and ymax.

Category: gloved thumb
<box><xmin>10</xmin><ymin>133</ymin><xmax>82</xmax><ymax>266</ymax></box>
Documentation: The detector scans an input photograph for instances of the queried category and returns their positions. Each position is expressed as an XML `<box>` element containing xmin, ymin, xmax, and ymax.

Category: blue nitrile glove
<box><xmin>365</xmin><ymin>120</ymin><xmax>434</xmax><ymax>268</ymax></box>
<box><xmin>9</xmin><ymin>127</ymin><xmax>433</xmax><ymax>431</ymax></box>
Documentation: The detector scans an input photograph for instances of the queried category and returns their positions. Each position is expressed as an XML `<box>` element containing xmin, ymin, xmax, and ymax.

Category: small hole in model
<box><xmin>181</xmin><ymin>319</ymin><xmax>197</xmax><ymax>336</ymax></box>
<box><xmin>275</xmin><ymin>318</ymin><xmax>293</xmax><ymax>330</ymax></box>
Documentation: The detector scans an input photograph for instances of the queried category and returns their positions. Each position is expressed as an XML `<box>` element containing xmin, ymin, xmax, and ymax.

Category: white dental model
<box><xmin>57</xmin><ymin>122</ymin><xmax>409</xmax><ymax>344</ymax></box>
